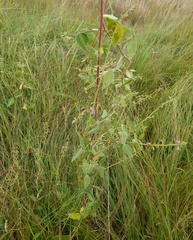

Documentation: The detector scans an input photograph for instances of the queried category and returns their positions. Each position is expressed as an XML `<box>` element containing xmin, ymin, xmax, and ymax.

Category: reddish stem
<box><xmin>94</xmin><ymin>0</ymin><xmax>104</xmax><ymax>121</ymax></box>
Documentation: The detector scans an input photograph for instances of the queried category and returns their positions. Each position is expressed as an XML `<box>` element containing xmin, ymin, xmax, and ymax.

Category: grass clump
<box><xmin>0</xmin><ymin>0</ymin><xmax>193</xmax><ymax>239</ymax></box>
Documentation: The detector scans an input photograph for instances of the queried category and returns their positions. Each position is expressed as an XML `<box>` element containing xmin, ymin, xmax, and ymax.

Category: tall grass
<box><xmin>0</xmin><ymin>0</ymin><xmax>193</xmax><ymax>239</ymax></box>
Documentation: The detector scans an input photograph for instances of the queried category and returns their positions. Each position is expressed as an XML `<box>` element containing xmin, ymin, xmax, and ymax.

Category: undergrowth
<box><xmin>0</xmin><ymin>0</ymin><xmax>193</xmax><ymax>239</ymax></box>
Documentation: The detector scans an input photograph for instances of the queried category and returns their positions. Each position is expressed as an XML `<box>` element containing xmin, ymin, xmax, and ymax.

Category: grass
<box><xmin>0</xmin><ymin>0</ymin><xmax>193</xmax><ymax>239</ymax></box>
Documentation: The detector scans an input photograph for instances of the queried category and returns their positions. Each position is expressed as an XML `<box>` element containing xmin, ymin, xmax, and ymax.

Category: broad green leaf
<box><xmin>103</xmin><ymin>70</ymin><xmax>114</xmax><ymax>88</ymax></box>
<box><xmin>82</xmin><ymin>162</ymin><xmax>95</xmax><ymax>174</ymax></box>
<box><xmin>68</xmin><ymin>213</ymin><xmax>81</xmax><ymax>220</ymax></box>
<box><xmin>34</xmin><ymin>232</ymin><xmax>41</xmax><ymax>239</ymax></box>
<box><xmin>71</xmin><ymin>148</ymin><xmax>82</xmax><ymax>162</ymax></box>
<box><xmin>76</xmin><ymin>33</ymin><xmax>89</xmax><ymax>51</ymax></box>
<box><xmin>87</xmin><ymin>115</ymin><xmax>96</xmax><ymax>126</ymax></box>
<box><xmin>119</xmin><ymin>125</ymin><xmax>129</xmax><ymax>144</ymax></box>
<box><xmin>86</xmin><ymin>32</ymin><xmax>96</xmax><ymax>45</ymax></box>
<box><xmin>7</xmin><ymin>97</ymin><xmax>14</xmax><ymax>107</ymax></box>
<box><xmin>119</xmin><ymin>26</ymin><xmax>134</xmax><ymax>42</ymax></box>
<box><xmin>125</xmin><ymin>37</ymin><xmax>137</xmax><ymax>60</ymax></box>
<box><xmin>84</xmin><ymin>174</ymin><xmax>91</xmax><ymax>189</ymax></box>
<box><xmin>94</xmin><ymin>165</ymin><xmax>105</xmax><ymax>179</ymax></box>
<box><xmin>89</xmin><ymin>75</ymin><xmax>95</xmax><ymax>83</ymax></box>
<box><xmin>88</xmin><ymin>127</ymin><xmax>99</xmax><ymax>135</ymax></box>
<box><xmin>101</xmin><ymin>110</ymin><xmax>108</xmax><ymax>118</ymax></box>
<box><xmin>122</xmin><ymin>145</ymin><xmax>133</xmax><ymax>158</ymax></box>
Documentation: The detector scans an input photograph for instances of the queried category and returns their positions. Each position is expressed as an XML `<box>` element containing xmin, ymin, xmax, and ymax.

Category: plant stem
<box><xmin>95</xmin><ymin>0</ymin><xmax>104</xmax><ymax>121</ymax></box>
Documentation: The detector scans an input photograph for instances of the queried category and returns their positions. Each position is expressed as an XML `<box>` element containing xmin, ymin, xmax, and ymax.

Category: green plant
<box><xmin>69</xmin><ymin>0</ymin><xmax>139</xmax><ymax>237</ymax></box>
<box><xmin>1</xmin><ymin>0</ymin><xmax>193</xmax><ymax>239</ymax></box>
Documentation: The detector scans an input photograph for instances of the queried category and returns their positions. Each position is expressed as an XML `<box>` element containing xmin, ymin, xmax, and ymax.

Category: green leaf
<box><xmin>71</xmin><ymin>148</ymin><xmax>82</xmax><ymax>162</ymax></box>
<box><xmin>89</xmin><ymin>75</ymin><xmax>95</xmax><ymax>83</ymax></box>
<box><xmin>87</xmin><ymin>115</ymin><xmax>96</xmax><ymax>126</ymax></box>
<box><xmin>76</xmin><ymin>33</ymin><xmax>89</xmax><ymax>51</ymax></box>
<box><xmin>84</xmin><ymin>174</ymin><xmax>91</xmax><ymax>189</ymax></box>
<box><xmin>119</xmin><ymin>26</ymin><xmax>134</xmax><ymax>42</ymax></box>
<box><xmin>125</xmin><ymin>37</ymin><xmax>137</xmax><ymax>60</ymax></box>
<box><xmin>86</xmin><ymin>32</ymin><xmax>97</xmax><ymax>45</ymax></box>
<box><xmin>112</xmin><ymin>34</ymin><xmax>120</xmax><ymax>47</ymax></box>
<box><xmin>7</xmin><ymin>97</ymin><xmax>14</xmax><ymax>107</ymax></box>
<box><xmin>77</xmin><ymin>132</ymin><xmax>84</xmax><ymax>149</ymax></box>
<box><xmin>68</xmin><ymin>213</ymin><xmax>81</xmax><ymax>220</ymax></box>
<box><xmin>122</xmin><ymin>145</ymin><xmax>133</xmax><ymax>158</ymax></box>
<box><xmin>94</xmin><ymin>165</ymin><xmax>105</xmax><ymax>179</ymax></box>
<box><xmin>33</xmin><ymin>229</ymin><xmax>41</xmax><ymax>239</ymax></box>
<box><xmin>103</xmin><ymin>70</ymin><xmax>114</xmax><ymax>88</ymax></box>
<box><xmin>101</xmin><ymin>110</ymin><xmax>108</xmax><ymax>118</ymax></box>
<box><xmin>119</xmin><ymin>125</ymin><xmax>129</xmax><ymax>144</ymax></box>
<box><xmin>82</xmin><ymin>162</ymin><xmax>95</xmax><ymax>174</ymax></box>
<box><xmin>88</xmin><ymin>127</ymin><xmax>99</xmax><ymax>135</ymax></box>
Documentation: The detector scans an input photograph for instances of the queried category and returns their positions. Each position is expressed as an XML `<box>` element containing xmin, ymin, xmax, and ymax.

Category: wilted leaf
<box><xmin>115</xmin><ymin>25</ymin><xmax>123</xmax><ymax>38</ymax></box>
<box><xmin>106</xmin><ymin>21</ymin><xmax>117</xmax><ymax>36</ymax></box>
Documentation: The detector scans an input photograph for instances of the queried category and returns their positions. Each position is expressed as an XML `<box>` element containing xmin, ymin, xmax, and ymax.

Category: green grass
<box><xmin>1</xmin><ymin>0</ymin><xmax>193</xmax><ymax>239</ymax></box>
